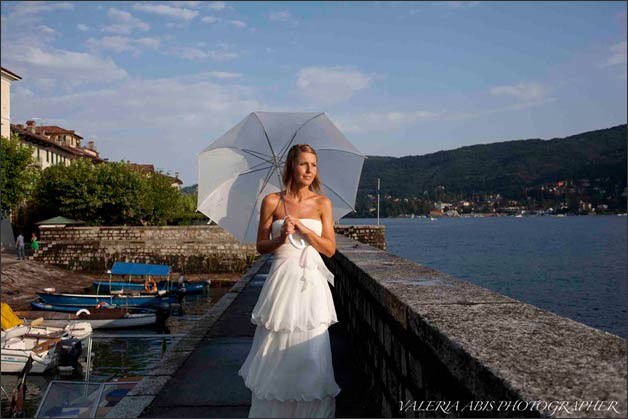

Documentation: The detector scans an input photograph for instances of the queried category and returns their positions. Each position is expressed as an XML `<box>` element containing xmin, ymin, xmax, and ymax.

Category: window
<box><xmin>46</xmin><ymin>150</ymin><xmax>49</xmax><ymax>163</ymax></box>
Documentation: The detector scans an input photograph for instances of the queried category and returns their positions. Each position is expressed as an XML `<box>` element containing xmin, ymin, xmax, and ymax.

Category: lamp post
<box><xmin>377</xmin><ymin>177</ymin><xmax>380</xmax><ymax>226</ymax></box>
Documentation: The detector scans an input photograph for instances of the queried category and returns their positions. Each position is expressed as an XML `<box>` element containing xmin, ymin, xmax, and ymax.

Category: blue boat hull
<box><xmin>92</xmin><ymin>280</ymin><xmax>207</xmax><ymax>294</ymax></box>
<box><xmin>30</xmin><ymin>300</ymin><xmax>155</xmax><ymax>314</ymax></box>
<box><xmin>37</xmin><ymin>292</ymin><xmax>174</xmax><ymax>308</ymax></box>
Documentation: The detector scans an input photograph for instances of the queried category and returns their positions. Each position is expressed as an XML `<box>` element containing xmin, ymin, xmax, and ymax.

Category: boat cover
<box><xmin>110</xmin><ymin>262</ymin><xmax>171</xmax><ymax>276</ymax></box>
<box><xmin>2</xmin><ymin>302</ymin><xmax>23</xmax><ymax>330</ymax></box>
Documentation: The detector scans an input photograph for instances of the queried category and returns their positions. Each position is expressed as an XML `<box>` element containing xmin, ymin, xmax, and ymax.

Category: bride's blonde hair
<box><xmin>282</xmin><ymin>144</ymin><xmax>321</xmax><ymax>196</ymax></box>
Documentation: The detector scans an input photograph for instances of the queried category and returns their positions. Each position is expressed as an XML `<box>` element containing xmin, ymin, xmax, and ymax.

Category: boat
<box><xmin>2</xmin><ymin>304</ymin><xmax>92</xmax><ymax>374</ymax></box>
<box><xmin>18</xmin><ymin>304</ymin><xmax>158</xmax><ymax>329</ymax></box>
<box><xmin>92</xmin><ymin>262</ymin><xmax>208</xmax><ymax>295</ymax></box>
<box><xmin>36</xmin><ymin>289</ymin><xmax>175</xmax><ymax>308</ymax></box>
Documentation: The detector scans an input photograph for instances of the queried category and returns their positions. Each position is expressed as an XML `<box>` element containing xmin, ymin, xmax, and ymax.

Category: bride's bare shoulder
<box><xmin>262</xmin><ymin>192</ymin><xmax>281</xmax><ymax>207</ymax></box>
<box><xmin>314</xmin><ymin>194</ymin><xmax>332</xmax><ymax>211</ymax></box>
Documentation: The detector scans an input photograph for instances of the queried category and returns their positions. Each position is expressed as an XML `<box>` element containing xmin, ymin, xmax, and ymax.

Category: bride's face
<box><xmin>292</xmin><ymin>151</ymin><xmax>317</xmax><ymax>187</ymax></box>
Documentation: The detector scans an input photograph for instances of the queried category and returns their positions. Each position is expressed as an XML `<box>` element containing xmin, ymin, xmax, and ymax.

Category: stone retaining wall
<box><xmin>34</xmin><ymin>226</ymin><xmax>257</xmax><ymax>273</ymax></box>
<box><xmin>334</xmin><ymin>224</ymin><xmax>386</xmax><ymax>250</ymax></box>
<box><xmin>325</xmin><ymin>236</ymin><xmax>626</xmax><ymax>418</ymax></box>
<box><xmin>33</xmin><ymin>225</ymin><xmax>386</xmax><ymax>274</ymax></box>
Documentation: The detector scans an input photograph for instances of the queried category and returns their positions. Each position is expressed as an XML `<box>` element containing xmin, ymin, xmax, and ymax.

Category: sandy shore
<box><xmin>0</xmin><ymin>252</ymin><xmax>242</xmax><ymax>311</ymax></box>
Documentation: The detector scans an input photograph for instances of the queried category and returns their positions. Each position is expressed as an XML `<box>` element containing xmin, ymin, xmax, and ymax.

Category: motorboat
<box><xmin>18</xmin><ymin>304</ymin><xmax>158</xmax><ymax>329</ymax></box>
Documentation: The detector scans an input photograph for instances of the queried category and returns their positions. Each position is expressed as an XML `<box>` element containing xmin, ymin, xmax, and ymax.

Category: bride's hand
<box><xmin>284</xmin><ymin>216</ymin><xmax>304</xmax><ymax>232</ymax></box>
<box><xmin>280</xmin><ymin>218</ymin><xmax>295</xmax><ymax>242</ymax></box>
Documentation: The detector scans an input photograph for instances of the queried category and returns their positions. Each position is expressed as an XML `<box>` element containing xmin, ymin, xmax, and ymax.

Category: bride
<box><xmin>238</xmin><ymin>144</ymin><xmax>341</xmax><ymax>418</ymax></box>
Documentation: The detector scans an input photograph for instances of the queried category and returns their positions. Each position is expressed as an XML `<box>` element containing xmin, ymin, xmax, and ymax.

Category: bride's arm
<box><xmin>256</xmin><ymin>194</ymin><xmax>292</xmax><ymax>254</ymax></box>
<box><xmin>289</xmin><ymin>196</ymin><xmax>336</xmax><ymax>258</ymax></box>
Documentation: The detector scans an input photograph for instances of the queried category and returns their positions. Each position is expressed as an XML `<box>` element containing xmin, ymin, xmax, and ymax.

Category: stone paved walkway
<box><xmin>137</xmin><ymin>255</ymin><xmax>380</xmax><ymax>418</ymax></box>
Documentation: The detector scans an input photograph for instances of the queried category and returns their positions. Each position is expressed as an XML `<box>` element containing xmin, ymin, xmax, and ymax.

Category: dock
<box><xmin>106</xmin><ymin>254</ymin><xmax>379</xmax><ymax>418</ymax></box>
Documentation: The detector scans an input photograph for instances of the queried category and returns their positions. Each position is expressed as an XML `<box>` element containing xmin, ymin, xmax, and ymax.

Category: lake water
<box><xmin>340</xmin><ymin>215</ymin><xmax>627</xmax><ymax>338</ymax></box>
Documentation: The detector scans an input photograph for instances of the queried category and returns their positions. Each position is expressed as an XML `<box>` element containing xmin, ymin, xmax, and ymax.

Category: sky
<box><xmin>1</xmin><ymin>1</ymin><xmax>626</xmax><ymax>186</ymax></box>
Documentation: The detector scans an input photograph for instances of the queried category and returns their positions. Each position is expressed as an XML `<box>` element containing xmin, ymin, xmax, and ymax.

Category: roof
<box><xmin>1</xmin><ymin>67</ymin><xmax>21</xmax><ymax>81</ymax></box>
<box><xmin>36</xmin><ymin>216</ymin><xmax>86</xmax><ymax>226</ymax></box>
<box><xmin>34</xmin><ymin>125</ymin><xmax>84</xmax><ymax>140</ymax></box>
<box><xmin>110</xmin><ymin>262</ymin><xmax>171</xmax><ymax>276</ymax></box>
<box><xmin>11</xmin><ymin>124</ymin><xmax>102</xmax><ymax>162</ymax></box>
<box><xmin>127</xmin><ymin>163</ymin><xmax>182</xmax><ymax>184</ymax></box>
<box><xmin>127</xmin><ymin>163</ymin><xmax>155</xmax><ymax>175</ymax></box>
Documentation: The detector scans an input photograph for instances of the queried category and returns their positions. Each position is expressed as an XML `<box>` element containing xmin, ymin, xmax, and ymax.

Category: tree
<box><xmin>144</xmin><ymin>171</ymin><xmax>181</xmax><ymax>225</ymax></box>
<box><xmin>0</xmin><ymin>134</ymin><xmax>38</xmax><ymax>217</ymax></box>
<box><xmin>33</xmin><ymin>159</ymin><xmax>152</xmax><ymax>225</ymax></box>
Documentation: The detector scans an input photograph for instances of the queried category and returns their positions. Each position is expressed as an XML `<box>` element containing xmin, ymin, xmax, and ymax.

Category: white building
<box><xmin>1</xmin><ymin>67</ymin><xmax>21</xmax><ymax>138</ymax></box>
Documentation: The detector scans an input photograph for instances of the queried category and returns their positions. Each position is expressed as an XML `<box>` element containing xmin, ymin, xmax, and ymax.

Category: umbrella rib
<box><xmin>242</xmin><ymin>165</ymin><xmax>277</xmax><ymax>242</ymax></box>
<box><xmin>278</xmin><ymin>112</ymin><xmax>325</xmax><ymax>158</ymax></box>
<box><xmin>240</xmin><ymin>148</ymin><xmax>274</xmax><ymax>164</ymax></box>
<box><xmin>320</xmin><ymin>180</ymin><xmax>357</xmax><ymax>212</ymax></box>
<box><xmin>252</xmin><ymin>113</ymin><xmax>279</xmax><ymax>163</ymax></box>
<box><xmin>239</xmin><ymin>165</ymin><xmax>273</xmax><ymax>177</ymax></box>
<box><xmin>314</xmin><ymin>148</ymin><xmax>366</xmax><ymax>158</ymax></box>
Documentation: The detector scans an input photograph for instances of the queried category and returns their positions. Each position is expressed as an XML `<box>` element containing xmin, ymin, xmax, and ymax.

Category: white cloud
<box><xmin>296</xmin><ymin>66</ymin><xmax>372</xmax><ymax>103</ymax></box>
<box><xmin>229</xmin><ymin>20</ymin><xmax>247</xmax><ymax>28</ymax></box>
<box><xmin>600</xmin><ymin>41</ymin><xmax>627</xmax><ymax>68</ymax></box>
<box><xmin>207</xmin><ymin>71</ymin><xmax>242</xmax><ymax>79</ymax></box>
<box><xmin>335</xmin><ymin>110</ymin><xmax>440</xmax><ymax>133</ymax></box>
<box><xmin>77</xmin><ymin>23</ymin><xmax>90</xmax><ymax>31</ymax></box>
<box><xmin>490</xmin><ymin>82</ymin><xmax>549</xmax><ymax>102</ymax></box>
<box><xmin>207</xmin><ymin>2</ymin><xmax>227</xmax><ymax>11</ymax></box>
<box><xmin>177</xmin><ymin>1</ymin><xmax>202</xmax><ymax>7</ymax></box>
<box><xmin>3</xmin><ymin>43</ymin><xmax>128</xmax><ymax>85</ymax></box>
<box><xmin>268</xmin><ymin>11</ymin><xmax>299</xmax><ymax>25</ymax></box>
<box><xmin>11</xmin><ymin>75</ymin><xmax>265</xmax><ymax>184</ymax></box>
<box><xmin>167</xmin><ymin>46</ymin><xmax>239</xmax><ymax>62</ymax></box>
<box><xmin>10</xmin><ymin>1</ymin><xmax>74</xmax><ymax>17</ymax></box>
<box><xmin>104</xmin><ymin>8</ymin><xmax>150</xmax><ymax>34</ymax></box>
<box><xmin>201</xmin><ymin>16</ymin><xmax>220</xmax><ymax>24</ymax></box>
<box><xmin>36</xmin><ymin>25</ymin><xmax>59</xmax><ymax>41</ymax></box>
<box><xmin>85</xmin><ymin>36</ymin><xmax>160</xmax><ymax>56</ymax></box>
<box><xmin>431</xmin><ymin>1</ymin><xmax>480</xmax><ymax>9</ymax></box>
<box><xmin>133</xmin><ymin>3</ymin><xmax>198</xmax><ymax>21</ymax></box>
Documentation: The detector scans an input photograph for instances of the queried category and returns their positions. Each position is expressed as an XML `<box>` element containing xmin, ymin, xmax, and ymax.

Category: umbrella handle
<box><xmin>288</xmin><ymin>233</ymin><xmax>306</xmax><ymax>249</ymax></box>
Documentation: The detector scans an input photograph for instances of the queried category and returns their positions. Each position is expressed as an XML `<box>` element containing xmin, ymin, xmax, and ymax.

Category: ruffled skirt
<box><xmin>238</xmin><ymin>250</ymin><xmax>340</xmax><ymax>418</ymax></box>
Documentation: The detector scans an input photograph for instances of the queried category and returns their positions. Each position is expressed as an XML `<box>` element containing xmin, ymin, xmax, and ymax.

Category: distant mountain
<box><xmin>183</xmin><ymin>124</ymin><xmax>627</xmax><ymax>201</ymax></box>
<box><xmin>359</xmin><ymin>124</ymin><xmax>626</xmax><ymax>198</ymax></box>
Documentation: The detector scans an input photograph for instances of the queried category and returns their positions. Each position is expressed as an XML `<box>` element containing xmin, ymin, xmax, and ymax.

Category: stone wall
<box><xmin>325</xmin><ymin>235</ymin><xmax>626</xmax><ymax>418</ymax></box>
<box><xmin>34</xmin><ymin>226</ymin><xmax>257</xmax><ymax>273</ymax></box>
<box><xmin>334</xmin><ymin>224</ymin><xmax>386</xmax><ymax>250</ymax></box>
<box><xmin>33</xmin><ymin>224</ymin><xmax>387</xmax><ymax>274</ymax></box>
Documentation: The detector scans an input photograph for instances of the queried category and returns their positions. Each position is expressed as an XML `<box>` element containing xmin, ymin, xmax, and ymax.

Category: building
<box><xmin>1</xmin><ymin>67</ymin><xmax>21</xmax><ymax>138</ymax></box>
<box><xmin>126</xmin><ymin>162</ymin><xmax>183</xmax><ymax>190</ymax></box>
<box><xmin>11</xmin><ymin>120</ymin><xmax>103</xmax><ymax>169</ymax></box>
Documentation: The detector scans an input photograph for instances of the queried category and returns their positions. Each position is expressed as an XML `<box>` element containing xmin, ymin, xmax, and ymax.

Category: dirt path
<box><xmin>1</xmin><ymin>252</ymin><xmax>242</xmax><ymax>311</ymax></box>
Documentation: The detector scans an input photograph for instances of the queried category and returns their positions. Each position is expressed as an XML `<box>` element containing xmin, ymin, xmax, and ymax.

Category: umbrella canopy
<box><xmin>197</xmin><ymin>112</ymin><xmax>365</xmax><ymax>244</ymax></box>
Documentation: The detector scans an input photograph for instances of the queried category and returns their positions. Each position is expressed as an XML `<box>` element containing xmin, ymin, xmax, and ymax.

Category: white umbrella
<box><xmin>197</xmin><ymin>112</ymin><xmax>366</xmax><ymax>244</ymax></box>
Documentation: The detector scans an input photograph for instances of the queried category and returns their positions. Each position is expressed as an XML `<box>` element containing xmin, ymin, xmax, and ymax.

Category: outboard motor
<box><xmin>155</xmin><ymin>303</ymin><xmax>170</xmax><ymax>333</ymax></box>
<box><xmin>55</xmin><ymin>338</ymin><xmax>82</xmax><ymax>370</ymax></box>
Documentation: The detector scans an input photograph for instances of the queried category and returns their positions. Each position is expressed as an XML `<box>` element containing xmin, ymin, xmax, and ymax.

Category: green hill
<box><xmin>359</xmin><ymin>124</ymin><xmax>626</xmax><ymax>198</ymax></box>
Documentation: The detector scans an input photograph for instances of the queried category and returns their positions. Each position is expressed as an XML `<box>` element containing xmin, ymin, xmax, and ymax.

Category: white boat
<box><xmin>0</xmin><ymin>336</ymin><xmax>58</xmax><ymax>374</ymax></box>
<box><xmin>2</xmin><ymin>304</ymin><xmax>93</xmax><ymax>374</ymax></box>
<box><xmin>16</xmin><ymin>307</ymin><xmax>157</xmax><ymax>330</ymax></box>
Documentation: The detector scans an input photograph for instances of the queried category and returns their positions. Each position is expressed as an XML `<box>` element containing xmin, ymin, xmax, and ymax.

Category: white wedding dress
<box><xmin>238</xmin><ymin>218</ymin><xmax>341</xmax><ymax>418</ymax></box>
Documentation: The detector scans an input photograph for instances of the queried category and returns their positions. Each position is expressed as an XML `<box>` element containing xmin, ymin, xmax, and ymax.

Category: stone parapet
<box><xmin>325</xmin><ymin>235</ymin><xmax>626</xmax><ymax>418</ymax></box>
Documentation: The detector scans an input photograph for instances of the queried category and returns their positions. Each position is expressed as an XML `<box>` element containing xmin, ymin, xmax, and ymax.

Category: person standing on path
<box><xmin>31</xmin><ymin>232</ymin><xmax>39</xmax><ymax>252</ymax></box>
<box><xmin>15</xmin><ymin>233</ymin><xmax>24</xmax><ymax>260</ymax></box>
